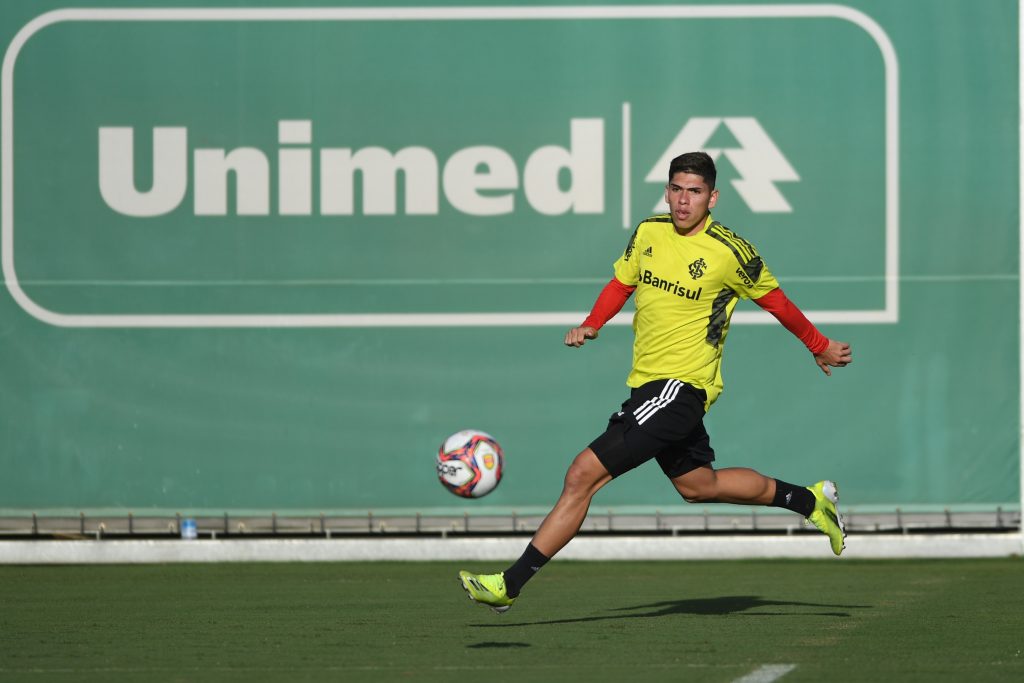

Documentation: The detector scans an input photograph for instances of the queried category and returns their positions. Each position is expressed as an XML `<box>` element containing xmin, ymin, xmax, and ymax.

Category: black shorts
<box><xmin>589</xmin><ymin>378</ymin><xmax>715</xmax><ymax>479</ymax></box>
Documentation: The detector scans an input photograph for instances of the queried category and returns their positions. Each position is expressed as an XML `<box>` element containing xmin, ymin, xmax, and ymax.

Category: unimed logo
<box><xmin>645</xmin><ymin>117</ymin><xmax>799</xmax><ymax>213</ymax></box>
<box><xmin>97</xmin><ymin>116</ymin><xmax>797</xmax><ymax>219</ymax></box>
<box><xmin>98</xmin><ymin>119</ymin><xmax>606</xmax><ymax>218</ymax></box>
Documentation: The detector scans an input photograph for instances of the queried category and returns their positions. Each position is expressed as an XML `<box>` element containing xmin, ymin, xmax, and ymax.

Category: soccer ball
<box><xmin>436</xmin><ymin>429</ymin><xmax>504</xmax><ymax>498</ymax></box>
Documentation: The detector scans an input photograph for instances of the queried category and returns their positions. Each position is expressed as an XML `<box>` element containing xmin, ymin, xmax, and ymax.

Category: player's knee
<box><xmin>561</xmin><ymin>451</ymin><xmax>604</xmax><ymax>498</ymax></box>
<box><xmin>679</xmin><ymin>486</ymin><xmax>714</xmax><ymax>504</ymax></box>
<box><xmin>675</xmin><ymin>476</ymin><xmax>717</xmax><ymax>503</ymax></box>
<box><xmin>562</xmin><ymin>465</ymin><xmax>592</xmax><ymax>497</ymax></box>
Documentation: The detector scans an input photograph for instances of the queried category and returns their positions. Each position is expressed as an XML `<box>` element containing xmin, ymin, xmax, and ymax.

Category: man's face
<box><xmin>664</xmin><ymin>172</ymin><xmax>718</xmax><ymax>235</ymax></box>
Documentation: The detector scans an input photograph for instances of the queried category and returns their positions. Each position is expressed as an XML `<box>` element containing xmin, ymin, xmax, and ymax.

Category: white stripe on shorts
<box><xmin>633</xmin><ymin>379</ymin><xmax>683</xmax><ymax>425</ymax></box>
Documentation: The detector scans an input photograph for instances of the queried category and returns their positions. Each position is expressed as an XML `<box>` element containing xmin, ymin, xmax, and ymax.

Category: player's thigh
<box><xmin>668</xmin><ymin>463</ymin><xmax>717</xmax><ymax>500</ymax></box>
<box><xmin>656</xmin><ymin>419</ymin><xmax>716</xmax><ymax>480</ymax></box>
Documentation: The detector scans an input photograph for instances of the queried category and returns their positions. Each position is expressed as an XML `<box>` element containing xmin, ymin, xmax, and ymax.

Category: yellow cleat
<box><xmin>807</xmin><ymin>480</ymin><xmax>846</xmax><ymax>555</ymax></box>
<box><xmin>458</xmin><ymin>570</ymin><xmax>515</xmax><ymax>613</ymax></box>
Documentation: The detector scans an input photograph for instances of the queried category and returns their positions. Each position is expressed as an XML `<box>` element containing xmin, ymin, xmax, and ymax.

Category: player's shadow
<box><xmin>466</xmin><ymin>641</ymin><xmax>531</xmax><ymax>649</ymax></box>
<box><xmin>477</xmin><ymin>595</ymin><xmax>869</xmax><ymax>627</ymax></box>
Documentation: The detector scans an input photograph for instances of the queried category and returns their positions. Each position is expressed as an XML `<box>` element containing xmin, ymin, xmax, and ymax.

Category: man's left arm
<box><xmin>753</xmin><ymin>288</ymin><xmax>853</xmax><ymax>376</ymax></box>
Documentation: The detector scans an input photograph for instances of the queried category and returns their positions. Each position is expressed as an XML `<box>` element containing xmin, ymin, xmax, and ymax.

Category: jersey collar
<box><xmin>681</xmin><ymin>213</ymin><xmax>714</xmax><ymax>237</ymax></box>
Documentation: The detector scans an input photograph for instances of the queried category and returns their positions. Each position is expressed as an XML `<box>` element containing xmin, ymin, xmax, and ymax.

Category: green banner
<box><xmin>0</xmin><ymin>1</ymin><xmax>1018</xmax><ymax>513</ymax></box>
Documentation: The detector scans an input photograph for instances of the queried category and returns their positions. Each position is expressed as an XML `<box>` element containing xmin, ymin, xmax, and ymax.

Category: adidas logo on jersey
<box><xmin>643</xmin><ymin>246</ymin><xmax>653</xmax><ymax>257</ymax></box>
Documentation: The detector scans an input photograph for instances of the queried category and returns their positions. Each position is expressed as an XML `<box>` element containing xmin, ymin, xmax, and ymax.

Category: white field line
<box><xmin>732</xmin><ymin>664</ymin><xmax>797</xmax><ymax>683</ymax></box>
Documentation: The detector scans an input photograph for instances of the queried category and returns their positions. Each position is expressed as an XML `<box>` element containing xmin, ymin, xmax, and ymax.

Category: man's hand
<box><xmin>814</xmin><ymin>339</ymin><xmax>852</xmax><ymax>376</ymax></box>
<box><xmin>564</xmin><ymin>326</ymin><xmax>598</xmax><ymax>348</ymax></box>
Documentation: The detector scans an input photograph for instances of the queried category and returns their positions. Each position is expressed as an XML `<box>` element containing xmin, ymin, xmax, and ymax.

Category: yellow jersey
<box><xmin>612</xmin><ymin>214</ymin><xmax>779</xmax><ymax>408</ymax></box>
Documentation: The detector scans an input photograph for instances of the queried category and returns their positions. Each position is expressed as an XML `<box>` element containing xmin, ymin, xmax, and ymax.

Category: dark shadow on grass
<box><xmin>476</xmin><ymin>595</ymin><xmax>871</xmax><ymax>627</ymax></box>
<box><xmin>467</xmin><ymin>641</ymin><xmax>531</xmax><ymax>648</ymax></box>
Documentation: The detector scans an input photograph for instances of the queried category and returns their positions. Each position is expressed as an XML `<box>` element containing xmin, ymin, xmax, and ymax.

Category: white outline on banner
<box><xmin>1</xmin><ymin>5</ymin><xmax>899</xmax><ymax>328</ymax></box>
<box><xmin>622</xmin><ymin>101</ymin><xmax>631</xmax><ymax>230</ymax></box>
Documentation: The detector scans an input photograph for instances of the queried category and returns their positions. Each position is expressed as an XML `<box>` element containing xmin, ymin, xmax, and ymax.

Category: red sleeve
<box><xmin>753</xmin><ymin>288</ymin><xmax>830</xmax><ymax>355</ymax></box>
<box><xmin>581</xmin><ymin>277</ymin><xmax>635</xmax><ymax>330</ymax></box>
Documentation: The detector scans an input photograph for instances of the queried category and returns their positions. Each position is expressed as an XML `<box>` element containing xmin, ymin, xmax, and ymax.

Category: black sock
<box><xmin>502</xmin><ymin>543</ymin><xmax>550</xmax><ymax>598</ymax></box>
<box><xmin>771</xmin><ymin>479</ymin><xmax>816</xmax><ymax>517</ymax></box>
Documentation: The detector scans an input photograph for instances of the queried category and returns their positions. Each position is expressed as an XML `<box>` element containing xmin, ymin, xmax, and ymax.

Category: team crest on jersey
<box><xmin>688</xmin><ymin>258</ymin><xmax>707</xmax><ymax>280</ymax></box>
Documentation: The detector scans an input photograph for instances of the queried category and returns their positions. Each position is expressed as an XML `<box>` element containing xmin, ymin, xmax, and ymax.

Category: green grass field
<box><xmin>1</xmin><ymin>558</ymin><xmax>1022</xmax><ymax>682</ymax></box>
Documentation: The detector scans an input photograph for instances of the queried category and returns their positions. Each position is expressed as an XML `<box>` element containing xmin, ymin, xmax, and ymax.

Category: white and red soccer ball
<box><xmin>436</xmin><ymin>429</ymin><xmax>504</xmax><ymax>498</ymax></box>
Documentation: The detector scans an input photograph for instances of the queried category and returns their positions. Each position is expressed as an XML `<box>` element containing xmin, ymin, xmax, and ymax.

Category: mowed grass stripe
<box><xmin>1</xmin><ymin>559</ymin><xmax>1021</xmax><ymax>682</ymax></box>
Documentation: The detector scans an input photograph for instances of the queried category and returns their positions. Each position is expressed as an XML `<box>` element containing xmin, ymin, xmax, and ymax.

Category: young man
<box><xmin>459</xmin><ymin>152</ymin><xmax>852</xmax><ymax>613</ymax></box>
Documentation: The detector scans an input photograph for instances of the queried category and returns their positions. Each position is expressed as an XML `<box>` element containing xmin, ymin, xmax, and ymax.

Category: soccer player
<box><xmin>459</xmin><ymin>152</ymin><xmax>851</xmax><ymax>613</ymax></box>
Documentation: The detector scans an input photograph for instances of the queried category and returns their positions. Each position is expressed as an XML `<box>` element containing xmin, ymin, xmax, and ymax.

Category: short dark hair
<box><xmin>668</xmin><ymin>152</ymin><xmax>716</xmax><ymax>189</ymax></box>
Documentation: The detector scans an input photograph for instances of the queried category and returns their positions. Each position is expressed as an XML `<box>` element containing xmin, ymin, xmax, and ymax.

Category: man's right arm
<box><xmin>564</xmin><ymin>277</ymin><xmax>636</xmax><ymax>347</ymax></box>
